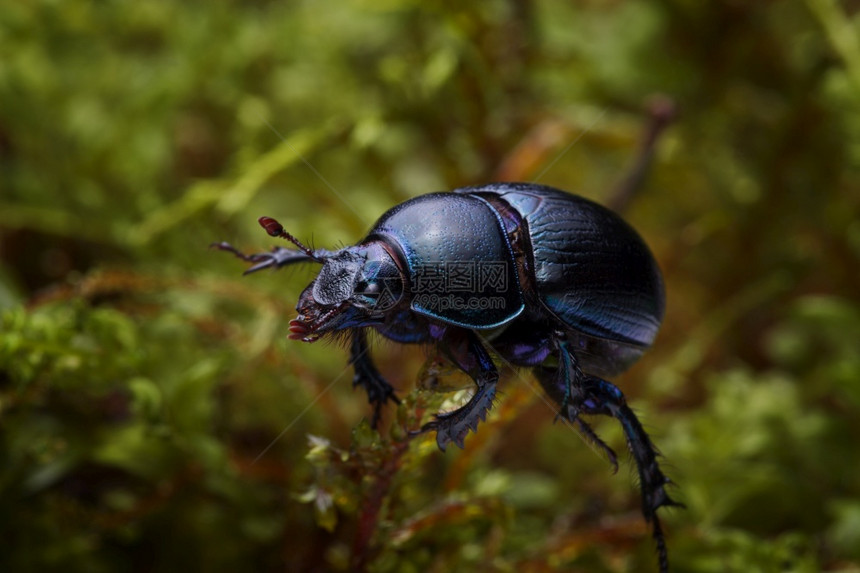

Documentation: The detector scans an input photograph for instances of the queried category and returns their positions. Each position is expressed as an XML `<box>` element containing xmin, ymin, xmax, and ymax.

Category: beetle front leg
<box><xmin>350</xmin><ymin>329</ymin><xmax>400</xmax><ymax>429</ymax></box>
<box><xmin>212</xmin><ymin>242</ymin><xmax>336</xmax><ymax>273</ymax></box>
<box><xmin>416</xmin><ymin>327</ymin><xmax>498</xmax><ymax>451</ymax></box>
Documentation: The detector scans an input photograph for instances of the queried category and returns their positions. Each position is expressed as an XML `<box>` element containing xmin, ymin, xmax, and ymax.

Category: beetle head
<box><xmin>289</xmin><ymin>243</ymin><xmax>404</xmax><ymax>342</ymax></box>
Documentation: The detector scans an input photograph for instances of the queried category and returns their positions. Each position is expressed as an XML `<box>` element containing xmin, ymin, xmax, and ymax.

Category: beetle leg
<box><xmin>541</xmin><ymin>339</ymin><xmax>681</xmax><ymax>573</ymax></box>
<box><xmin>537</xmin><ymin>373</ymin><xmax>619</xmax><ymax>473</ymax></box>
<box><xmin>350</xmin><ymin>329</ymin><xmax>400</xmax><ymax>429</ymax></box>
<box><xmin>541</xmin><ymin>339</ymin><xmax>620</xmax><ymax>471</ymax></box>
<box><xmin>576</xmin><ymin>375</ymin><xmax>682</xmax><ymax>573</ymax></box>
<box><xmin>552</xmin><ymin>336</ymin><xmax>583</xmax><ymax>416</ymax></box>
<box><xmin>211</xmin><ymin>242</ymin><xmax>327</xmax><ymax>273</ymax></box>
<box><xmin>570</xmin><ymin>414</ymin><xmax>619</xmax><ymax>474</ymax></box>
<box><xmin>416</xmin><ymin>328</ymin><xmax>498</xmax><ymax>451</ymax></box>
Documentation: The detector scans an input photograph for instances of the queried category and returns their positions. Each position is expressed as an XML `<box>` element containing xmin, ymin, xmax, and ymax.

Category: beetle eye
<box><xmin>355</xmin><ymin>280</ymin><xmax>380</xmax><ymax>306</ymax></box>
<box><xmin>359</xmin><ymin>281</ymin><xmax>380</xmax><ymax>296</ymax></box>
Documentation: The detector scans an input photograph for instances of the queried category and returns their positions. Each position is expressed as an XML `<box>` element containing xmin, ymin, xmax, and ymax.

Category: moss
<box><xmin>2</xmin><ymin>1</ymin><xmax>859</xmax><ymax>571</ymax></box>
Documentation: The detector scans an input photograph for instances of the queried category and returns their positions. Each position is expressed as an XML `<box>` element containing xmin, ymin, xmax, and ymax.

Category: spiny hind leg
<box><xmin>539</xmin><ymin>334</ymin><xmax>682</xmax><ymax>573</ymax></box>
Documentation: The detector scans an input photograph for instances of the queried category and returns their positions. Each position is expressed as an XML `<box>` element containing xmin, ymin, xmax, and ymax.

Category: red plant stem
<box><xmin>349</xmin><ymin>437</ymin><xmax>412</xmax><ymax>571</ymax></box>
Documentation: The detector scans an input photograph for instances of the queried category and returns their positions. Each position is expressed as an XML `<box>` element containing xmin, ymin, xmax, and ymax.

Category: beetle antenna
<box><xmin>258</xmin><ymin>216</ymin><xmax>325</xmax><ymax>262</ymax></box>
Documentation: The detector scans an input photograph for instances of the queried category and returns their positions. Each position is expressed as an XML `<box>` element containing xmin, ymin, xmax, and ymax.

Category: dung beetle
<box><xmin>215</xmin><ymin>182</ymin><xmax>681</xmax><ymax>572</ymax></box>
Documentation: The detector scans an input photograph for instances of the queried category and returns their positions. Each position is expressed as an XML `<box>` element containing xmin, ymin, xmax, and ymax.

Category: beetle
<box><xmin>215</xmin><ymin>182</ymin><xmax>681</xmax><ymax>572</ymax></box>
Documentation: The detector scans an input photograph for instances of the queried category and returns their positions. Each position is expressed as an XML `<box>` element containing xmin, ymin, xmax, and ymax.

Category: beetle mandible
<box><xmin>215</xmin><ymin>182</ymin><xmax>681</xmax><ymax>572</ymax></box>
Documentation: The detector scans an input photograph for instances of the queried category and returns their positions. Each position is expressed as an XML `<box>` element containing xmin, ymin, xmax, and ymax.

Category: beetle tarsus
<box><xmin>653</xmin><ymin>516</ymin><xmax>670</xmax><ymax>573</ymax></box>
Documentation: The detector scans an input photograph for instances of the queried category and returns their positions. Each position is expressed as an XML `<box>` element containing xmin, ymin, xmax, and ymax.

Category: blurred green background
<box><xmin>2</xmin><ymin>1</ymin><xmax>859</xmax><ymax>571</ymax></box>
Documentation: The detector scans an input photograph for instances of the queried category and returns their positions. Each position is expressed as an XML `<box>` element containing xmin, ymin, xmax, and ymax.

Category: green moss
<box><xmin>2</xmin><ymin>1</ymin><xmax>859</xmax><ymax>571</ymax></box>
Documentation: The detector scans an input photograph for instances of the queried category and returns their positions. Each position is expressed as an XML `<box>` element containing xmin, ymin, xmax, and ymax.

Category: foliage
<box><xmin>2</xmin><ymin>0</ymin><xmax>860</xmax><ymax>571</ymax></box>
